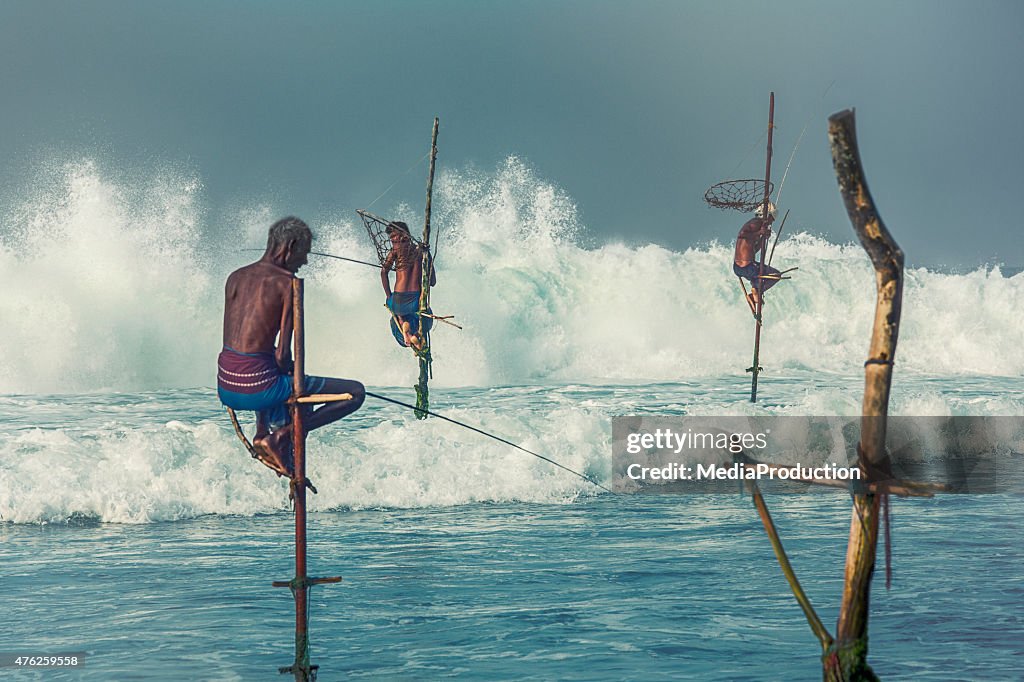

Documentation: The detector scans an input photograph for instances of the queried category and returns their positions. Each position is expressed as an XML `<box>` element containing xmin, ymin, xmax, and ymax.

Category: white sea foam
<box><xmin>1</xmin><ymin>376</ymin><xmax>1021</xmax><ymax>523</ymax></box>
<box><xmin>0</xmin><ymin>394</ymin><xmax>609</xmax><ymax>524</ymax></box>
<box><xmin>1</xmin><ymin>155</ymin><xmax>1021</xmax><ymax>395</ymax></box>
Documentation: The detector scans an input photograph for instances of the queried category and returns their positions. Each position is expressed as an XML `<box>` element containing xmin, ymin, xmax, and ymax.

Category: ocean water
<box><xmin>1</xmin><ymin>158</ymin><xmax>1023</xmax><ymax>680</ymax></box>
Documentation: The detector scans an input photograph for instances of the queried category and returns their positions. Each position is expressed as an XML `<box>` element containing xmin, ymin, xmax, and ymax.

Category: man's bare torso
<box><xmin>734</xmin><ymin>218</ymin><xmax>769</xmax><ymax>267</ymax></box>
<box><xmin>222</xmin><ymin>261</ymin><xmax>294</xmax><ymax>361</ymax></box>
<box><xmin>384</xmin><ymin>242</ymin><xmax>424</xmax><ymax>292</ymax></box>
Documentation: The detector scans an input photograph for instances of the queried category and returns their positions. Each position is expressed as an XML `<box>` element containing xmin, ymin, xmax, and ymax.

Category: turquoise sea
<box><xmin>2</xmin><ymin>161</ymin><xmax>1023</xmax><ymax>679</ymax></box>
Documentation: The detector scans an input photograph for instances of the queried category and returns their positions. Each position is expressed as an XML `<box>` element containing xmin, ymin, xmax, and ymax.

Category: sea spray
<box><xmin>1</xmin><ymin>155</ymin><xmax>1022</xmax><ymax>395</ymax></box>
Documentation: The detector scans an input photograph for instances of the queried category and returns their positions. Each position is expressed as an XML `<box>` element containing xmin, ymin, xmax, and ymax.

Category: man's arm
<box><xmin>275</xmin><ymin>278</ymin><xmax>294</xmax><ymax>374</ymax></box>
<box><xmin>381</xmin><ymin>250</ymin><xmax>395</xmax><ymax>298</ymax></box>
<box><xmin>741</xmin><ymin>219</ymin><xmax>771</xmax><ymax>251</ymax></box>
<box><xmin>756</xmin><ymin>221</ymin><xmax>772</xmax><ymax>252</ymax></box>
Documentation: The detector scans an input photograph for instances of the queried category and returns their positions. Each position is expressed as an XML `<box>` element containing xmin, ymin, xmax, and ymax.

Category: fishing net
<box><xmin>357</xmin><ymin>209</ymin><xmax>423</xmax><ymax>265</ymax></box>
<box><xmin>704</xmin><ymin>179</ymin><xmax>774</xmax><ymax>212</ymax></box>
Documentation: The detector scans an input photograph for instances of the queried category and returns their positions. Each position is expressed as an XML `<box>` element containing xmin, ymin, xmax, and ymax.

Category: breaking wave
<box><xmin>1</xmin><ymin>155</ymin><xmax>1021</xmax><ymax>394</ymax></box>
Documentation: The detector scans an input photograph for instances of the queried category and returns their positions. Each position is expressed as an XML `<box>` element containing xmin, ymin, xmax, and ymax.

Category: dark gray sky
<box><xmin>2</xmin><ymin>0</ymin><xmax>1022</xmax><ymax>267</ymax></box>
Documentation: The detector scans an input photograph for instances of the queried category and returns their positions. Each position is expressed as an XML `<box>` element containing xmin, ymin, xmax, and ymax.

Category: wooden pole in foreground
<box><xmin>284</xmin><ymin>277</ymin><xmax>312</xmax><ymax>680</ymax></box>
<box><xmin>749</xmin><ymin>92</ymin><xmax>775</xmax><ymax>402</ymax></box>
<box><xmin>415</xmin><ymin>117</ymin><xmax>439</xmax><ymax>420</ymax></box>
<box><xmin>273</xmin><ymin>277</ymin><xmax>342</xmax><ymax>682</ymax></box>
<box><xmin>826</xmin><ymin>108</ymin><xmax>904</xmax><ymax>681</ymax></box>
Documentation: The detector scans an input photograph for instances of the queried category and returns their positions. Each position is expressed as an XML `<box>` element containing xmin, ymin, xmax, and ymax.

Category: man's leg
<box><xmin>259</xmin><ymin>378</ymin><xmax>366</xmax><ymax>460</ymax></box>
<box><xmin>402</xmin><ymin>319</ymin><xmax>426</xmax><ymax>350</ymax></box>
<box><xmin>255</xmin><ymin>412</ymin><xmax>270</xmax><ymax>440</ymax></box>
<box><xmin>306</xmin><ymin>378</ymin><xmax>366</xmax><ymax>431</ymax></box>
<box><xmin>747</xmin><ymin>265</ymin><xmax>783</xmax><ymax>307</ymax></box>
<box><xmin>391</xmin><ymin>314</ymin><xmax>412</xmax><ymax>347</ymax></box>
<box><xmin>399</xmin><ymin>318</ymin><xmax>419</xmax><ymax>348</ymax></box>
<box><xmin>252</xmin><ymin>429</ymin><xmax>293</xmax><ymax>477</ymax></box>
<box><xmin>757</xmin><ymin>265</ymin><xmax>783</xmax><ymax>294</ymax></box>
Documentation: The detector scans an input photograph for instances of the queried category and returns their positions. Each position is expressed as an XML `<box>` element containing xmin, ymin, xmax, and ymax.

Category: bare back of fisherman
<box><xmin>380</xmin><ymin>221</ymin><xmax>436</xmax><ymax>351</ymax></box>
<box><xmin>218</xmin><ymin>217</ymin><xmax>366</xmax><ymax>477</ymax></box>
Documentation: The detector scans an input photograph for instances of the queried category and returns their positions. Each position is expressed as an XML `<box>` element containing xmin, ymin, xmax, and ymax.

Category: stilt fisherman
<box><xmin>217</xmin><ymin>217</ymin><xmax>366</xmax><ymax>476</ymax></box>
<box><xmin>380</xmin><ymin>220</ymin><xmax>436</xmax><ymax>351</ymax></box>
<box><xmin>734</xmin><ymin>202</ymin><xmax>782</xmax><ymax>309</ymax></box>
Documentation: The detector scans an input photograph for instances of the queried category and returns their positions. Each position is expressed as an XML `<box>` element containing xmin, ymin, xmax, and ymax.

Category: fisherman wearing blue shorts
<box><xmin>380</xmin><ymin>221</ymin><xmax>436</xmax><ymax>351</ymax></box>
<box><xmin>734</xmin><ymin>202</ymin><xmax>781</xmax><ymax>309</ymax></box>
<box><xmin>218</xmin><ymin>217</ymin><xmax>365</xmax><ymax>477</ymax></box>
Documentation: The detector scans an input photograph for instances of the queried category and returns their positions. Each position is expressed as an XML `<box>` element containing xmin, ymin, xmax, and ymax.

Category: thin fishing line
<box><xmin>308</xmin><ymin>251</ymin><xmax>381</xmax><ymax>269</ymax></box>
<box><xmin>239</xmin><ymin>249</ymin><xmax>381</xmax><ymax>270</ymax></box>
<box><xmin>366</xmin><ymin>151</ymin><xmax>432</xmax><ymax>210</ymax></box>
<box><xmin>726</xmin><ymin>129</ymin><xmax>768</xmax><ymax>180</ymax></box>
<box><xmin>366</xmin><ymin>391</ymin><xmax>612</xmax><ymax>494</ymax></box>
<box><xmin>774</xmin><ymin>125</ymin><xmax>805</xmax><ymax>208</ymax></box>
<box><xmin>775</xmin><ymin>80</ymin><xmax>835</xmax><ymax>207</ymax></box>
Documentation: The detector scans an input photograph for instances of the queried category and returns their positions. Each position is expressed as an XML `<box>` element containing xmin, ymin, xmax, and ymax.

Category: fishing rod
<box><xmin>767</xmin><ymin>209</ymin><xmax>790</xmax><ymax>267</ymax></box>
<box><xmin>366</xmin><ymin>390</ymin><xmax>612</xmax><ymax>494</ymax></box>
<box><xmin>775</xmin><ymin>80</ymin><xmax>835</xmax><ymax>207</ymax></box>
<box><xmin>240</xmin><ymin>249</ymin><xmax>381</xmax><ymax>269</ymax></box>
<box><xmin>365</xmin><ymin>150</ymin><xmax>432</xmax><ymax>210</ymax></box>
<box><xmin>309</xmin><ymin>251</ymin><xmax>381</xmax><ymax>269</ymax></box>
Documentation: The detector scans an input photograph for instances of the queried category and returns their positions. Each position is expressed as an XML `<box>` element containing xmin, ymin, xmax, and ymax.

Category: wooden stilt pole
<box><xmin>749</xmin><ymin>92</ymin><xmax>775</xmax><ymax>402</ymax></box>
<box><xmin>274</xmin><ymin>277</ymin><xmax>341</xmax><ymax>681</ymax></box>
<box><xmin>826</xmin><ymin>108</ymin><xmax>904</xmax><ymax>681</ymax></box>
<box><xmin>415</xmin><ymin>117</ymin><xmax>439</xmax><ymax>420</ymax></box>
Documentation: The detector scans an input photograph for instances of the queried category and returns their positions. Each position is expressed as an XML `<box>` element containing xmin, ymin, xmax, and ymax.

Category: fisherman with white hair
<box><xmin>733</xmin><ymin>202</ymin><xmax>782</xmax><ymax>310</ymax></box>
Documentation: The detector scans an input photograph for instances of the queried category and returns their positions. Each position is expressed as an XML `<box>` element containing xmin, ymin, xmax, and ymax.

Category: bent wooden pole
<box><xmin>827</xmin><ymin>108</ymin><xmax>904</xmax><ymax>681</ymax></box>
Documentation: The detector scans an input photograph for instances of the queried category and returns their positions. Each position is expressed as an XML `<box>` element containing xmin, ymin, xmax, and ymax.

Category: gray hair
<box><xmin>266</xmin><ymin>216</ymin><xmax>312</xmax><ymax>251</ymax></box>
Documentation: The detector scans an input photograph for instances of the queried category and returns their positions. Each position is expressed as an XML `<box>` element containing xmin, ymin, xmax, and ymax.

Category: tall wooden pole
<box><xmin>288</xmin><ymin>277</ymin><xmax>312</xmax><ymax>679</ymax></box>
<box><xmin>827</xmin><ymin>108</ymin><xmax>903</xmax><ymax>681</ymax></box>
<box><xmin>750</xmin><ymin>92</ymin><xmax>774</xmax><ymax>402</ymax></box>
<box><xmin>415</xmin><ymin>117</ymin><xmax>439</xmax><ymax>420</ymax></box>
<box><xmin>261</xmin><ymin>278</ymin><xmax>341</xmax><ymax>680</ymax></box>
<box><xmin>420</xmin><ymin>117</ymin><xmax>439</xmax><ymax>311</ymax></box>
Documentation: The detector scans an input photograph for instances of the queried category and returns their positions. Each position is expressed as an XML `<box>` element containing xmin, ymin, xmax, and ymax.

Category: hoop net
<box><xmin>357</xmin><ymin>209</ymin><xmax>424</xmax><ymax>266</ymax></box>
<box><xmin>704</xmin><ymin>179</ymin><xmax>774</xmax><ymax>212</ymax></box>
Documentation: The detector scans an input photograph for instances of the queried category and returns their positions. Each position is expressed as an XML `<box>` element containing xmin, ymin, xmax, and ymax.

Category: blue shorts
<box><xmin>218</xmin><ymin>374</ymin><xmax>327</xmax><ymax>429</ymax></box>
<box><xmin>387</xmin><ymin>291</ymin><xmax>433</xmax><ymax>347</ymax></box>
<box><xmin>733</xmin><ymin>262</ymin><xmax>781</xmax><ymax>291</ymax></box>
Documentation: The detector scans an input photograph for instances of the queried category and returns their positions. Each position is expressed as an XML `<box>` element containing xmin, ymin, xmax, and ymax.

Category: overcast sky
<box><xmin>2</xmin><ymin>0</ymin><xmax>1022</xmax><ymax>268</ymax></box>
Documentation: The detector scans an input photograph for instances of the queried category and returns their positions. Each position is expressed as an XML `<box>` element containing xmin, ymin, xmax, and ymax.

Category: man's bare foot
<box><xmin>253</xmin><ymin>427</ymin><xmax>294</xmax><ymax>477</ymax></box>
<box><xmin>400</xmin><ymin>322</ymin><xmax>415</xmax><ymax>347</ymax></box>
<box><xmin>399</xmin><ymin>320</ymin><xmax>424</xmax><ymax>350</ymax></box>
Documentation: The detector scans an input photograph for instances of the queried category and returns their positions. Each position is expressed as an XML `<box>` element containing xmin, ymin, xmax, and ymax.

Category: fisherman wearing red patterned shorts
<box><xmin>217</xmin><ymin>216</ymin><xmax>365</xmax><ymax>477</ymax></box>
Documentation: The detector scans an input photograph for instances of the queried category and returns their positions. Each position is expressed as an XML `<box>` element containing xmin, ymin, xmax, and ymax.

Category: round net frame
<box><xmin>704</xmin><ymin>179</ymin><xmax>774</xmax><ymax>212</ymax></box>
<box><xmin>357</xmin><ymin>209</ymin><xmax>425</xmax><ymax>266</ymax></box>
